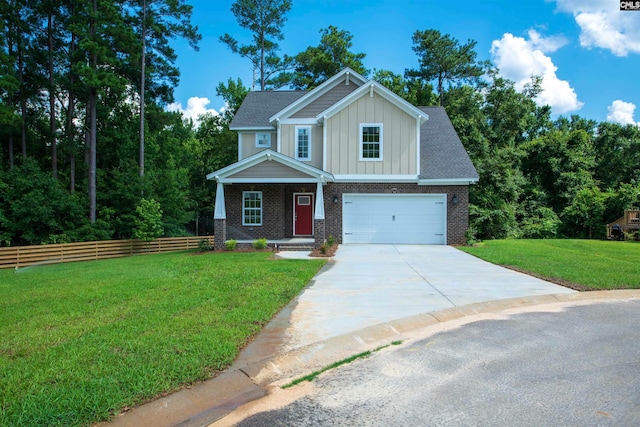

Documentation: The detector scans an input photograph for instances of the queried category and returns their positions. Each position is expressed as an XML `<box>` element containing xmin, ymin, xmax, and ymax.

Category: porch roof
<box><xmin>206</xmin><ymin>149</ymin><xmax>335</xmax><ymax>184</ymax></box>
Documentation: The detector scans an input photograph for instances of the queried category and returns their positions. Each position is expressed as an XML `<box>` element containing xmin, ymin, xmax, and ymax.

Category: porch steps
<box><xmin>275</xmin><ymin>244</ymin><xmax>315</xmax><ymax>252</ymax></box>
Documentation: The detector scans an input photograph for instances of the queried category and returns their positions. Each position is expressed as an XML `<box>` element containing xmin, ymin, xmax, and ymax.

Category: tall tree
<box><xmin>220</xmin><ymin>0</ymin><xmax>293</xmax><ymax>90</ymax></box>
<box><xmin>406</xmin><ymin>29</ymin><xmax>485</xmax><ymax>106</ymax></box>
<box><xmin>373</xmin><ymin>69</ymin><xmax>437</xmax><ymax>106</ymax></box>
<box><xmin>291</xmin><ymin>26</ymin><xmax>367</xmax><ymax>90</ymax></box>
<box><xmin>0</xmin><ymin>4</ymin><xmax>21</xmax><ymax>169</ymax></box>
<box><xmin>131</xmin><ymin>0</ymin><xmax>200</xmax><ymax>177</ymax></box>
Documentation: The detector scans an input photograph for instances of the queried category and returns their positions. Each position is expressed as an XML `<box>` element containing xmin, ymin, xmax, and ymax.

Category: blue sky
<box><xmin>169</xmin><ymin>0</ymin><xmax>640</xmax><ymax>126</ymax></box>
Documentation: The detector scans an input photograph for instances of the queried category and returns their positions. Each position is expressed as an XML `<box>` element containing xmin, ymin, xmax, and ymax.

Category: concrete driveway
<box><xmin>109</xmin><ymin>244</ymin><xmax>582</xmax><ymax>427</ymax></box>
<box><xmin>277</xmin><ymin>244</ymin><xmax>575</xmax><ymax>352</ymax></box>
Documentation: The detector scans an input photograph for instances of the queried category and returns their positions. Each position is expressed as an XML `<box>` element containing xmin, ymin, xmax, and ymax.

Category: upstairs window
<box><xmin>256</xmin><ymin>133</ymin><xmax>271</xmax><ymax>148</ymax></box>
<box><xmin>243</xmin><ymin>191</ymin><xmax>262</xmax><ymax>225</ymax></box>
<box><xmin>360</xmin><ymin>124</ymin><xmax>383</xmax><ymax>161</ymax></box>
<box><xmin>295</xmin><ymin>126</ymin><xmax>312</xmax><ymax>161</ymax></box>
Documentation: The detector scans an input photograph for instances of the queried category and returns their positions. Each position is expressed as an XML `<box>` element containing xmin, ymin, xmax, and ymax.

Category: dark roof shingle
<box><xmin>419</xmin><ymin>106</ymin><xmax>479</xmax><ymax>181</ymax></box>
<box><xmin>229</xmin><ymin>91</ymin><xmax>307</xmax><ymax>129</ymax></box>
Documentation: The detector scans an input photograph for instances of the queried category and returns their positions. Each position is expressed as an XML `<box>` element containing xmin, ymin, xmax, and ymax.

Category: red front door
<box><xmin>294</xmin><ymin>193</ymin><xmax>314</xmax><ymax>236</ymax></box>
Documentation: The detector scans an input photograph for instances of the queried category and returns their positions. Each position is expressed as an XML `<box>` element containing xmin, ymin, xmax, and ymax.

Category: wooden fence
<box><xmin>0</xmin><ymin>236</ymin><xmax>215</xmax><ymax>269</ymax></box>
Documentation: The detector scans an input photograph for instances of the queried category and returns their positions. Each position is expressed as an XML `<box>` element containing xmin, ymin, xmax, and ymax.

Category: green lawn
<box><xmin>0</xmin><ymin>251</ymin><xmax>325</xmax><ymax>427</ymax></box>
<box><xmin>460</xmin><ymin>239</ymin><xmax>640</xmax><ymax>290</ymax></box>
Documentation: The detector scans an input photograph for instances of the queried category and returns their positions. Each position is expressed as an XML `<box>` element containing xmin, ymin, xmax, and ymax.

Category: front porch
<box><xmin>207</xmin><ymin>150</ymin><xmax>335</xmax><ymax>251</ymax></box>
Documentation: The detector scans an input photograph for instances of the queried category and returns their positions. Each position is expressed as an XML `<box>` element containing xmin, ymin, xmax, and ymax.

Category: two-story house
<box><xmin>207</xmin><ymin>68</ymin><xmax>479</xmax><ymax>249</ymax></box>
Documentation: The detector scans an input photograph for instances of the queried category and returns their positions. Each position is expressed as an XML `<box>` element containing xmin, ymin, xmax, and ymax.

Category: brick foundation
<box><xmin>213</xmin><ymin>219</ymin><xmax>227</xmax><ymax>250</ymax></box>
<box><xmin>314</xmin><ymin>219</ymin><xmax>326</xmax><ymax>247</ymax></box>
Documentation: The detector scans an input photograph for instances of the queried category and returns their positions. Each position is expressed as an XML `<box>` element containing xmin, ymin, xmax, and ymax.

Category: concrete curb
<box><xmin>107</xmin><ymin>290</ymin><xmax>640</xmax><ymax>427</ymax></box>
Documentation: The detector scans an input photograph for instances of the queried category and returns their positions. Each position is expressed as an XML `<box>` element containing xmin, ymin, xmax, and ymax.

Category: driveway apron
<box><xmin>278</xmin><ymin>245</ymin><xmax>575</xmax><ymax>352</ymax></box>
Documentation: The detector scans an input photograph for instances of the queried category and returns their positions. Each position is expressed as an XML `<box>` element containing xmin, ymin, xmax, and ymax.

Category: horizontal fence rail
<box><xmin>0</xmin><ymin>236</ymin><xmax>215</xmax><ymax>269</ymax></box>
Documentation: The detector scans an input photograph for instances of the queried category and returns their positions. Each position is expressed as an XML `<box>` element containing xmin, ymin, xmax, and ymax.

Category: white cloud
<box><xmin>554</xmin><ymin>0</ymin><xmax>640</xmax><ymax>56</ymax></box>
<box><xmin>527</xmin><ymin>29</ymin><xmax>567</xmax><ymax>53</ymax></box>
<box><xmin>167</xmin><ymin>97</ymin><xmax>218</xmax><ymax>125</ymax></box>
<box><xmin>607</xmin><ymin>100</ymin><xmax>639</xmax><ymax>126</ymax></box>
<box><xmin>491</xmin><ymin>32</ymin><xmax>583</xmax><ymax>114</ymax></box>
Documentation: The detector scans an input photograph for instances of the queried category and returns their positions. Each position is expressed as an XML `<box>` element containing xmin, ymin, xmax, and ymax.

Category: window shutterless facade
<box><xmin>295</xmin><ymin>126</ymin><xmax>312</xmax><ymax>161</ymax></box>
<box><xmin>256</xmin><ymin>133</ymin><xmax>271</xmax><ymax>148</ymax></box>
<box><xmin>360</xmin><ymin>123</ymin><xmax>383</xmax><ymax>161</ymax></box>
<box><xmin>242</xmin><ymin>191</ymin><xmax>262</xmax><ymax>225</ymax></box>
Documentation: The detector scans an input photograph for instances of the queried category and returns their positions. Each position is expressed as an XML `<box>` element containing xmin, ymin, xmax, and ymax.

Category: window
<box><xmin>295</xmin><ymin>126</ymin><xmax>311</xmax><ymax>161</ymax></box>
<box><xmin>256</xmin><ymin>133</ymin><xmax>271</xmax><ymax>148</ymax></box>
<box><xmin>243</xmin><ymin>191</ymin><xmax>262</xmax><ymax>225</ymax></box>
<box><xmin>297</xmin><ymin>195</ymin><xmax>311</xmax><ymax>205</ymax></box>
<box><xmin>360</xmin><ymin>124</ymin><xmax>383</xmax><ymax>161</ymax></box>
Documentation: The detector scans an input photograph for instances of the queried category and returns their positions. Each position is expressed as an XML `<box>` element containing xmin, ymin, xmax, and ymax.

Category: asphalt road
<box><xmin>232</xmin><ymin>300</ymin><xmax>640</xmax><ymax>426</ymax></box>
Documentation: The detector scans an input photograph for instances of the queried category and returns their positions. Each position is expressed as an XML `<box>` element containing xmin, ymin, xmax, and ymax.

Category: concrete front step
<box><xmin>276</xmin><ymin>245</ymin><xmax>315</xmax><ymax>252</ymax></box>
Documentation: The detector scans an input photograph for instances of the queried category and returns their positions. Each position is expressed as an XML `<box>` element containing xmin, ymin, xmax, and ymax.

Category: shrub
<box><xmin>133</xmin><ymin>198</ymin><xmax>163</xmax><ymax>242</ymax></box>
<box><xmin>327</xmin><ymin>235</ymin><xmax>336</xmax><ymax>246</ymax></box>
<box><xmin>465</xmin><ymin>227</ymin><xmax>478</xmax><ymax>246</ymax></box>
<box><xmin>253</xmin><ymin>238</ymin><xmax>268</xmax><ymax>250</ymax></box>
<box><xmin>225</xmin><ymin>240</ymin><xmax>237</xmax><ymax>251</ymax></box>
<box><xmin>198</xmin><ymin>239</ymin><xmax>213</xmax><ymax>252</ymax></box>
<box><xmin>320</xmin><ymin>243</ymin><xmax>329</xmax><ymax>254</ymax></box>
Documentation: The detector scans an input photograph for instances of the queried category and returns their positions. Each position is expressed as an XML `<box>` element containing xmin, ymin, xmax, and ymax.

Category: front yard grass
<box><xmin>460</xmin><ymin>239</ymin><xmax>640</xmax><ymax>290</ymax></box>
<box><xmin>0</xmin><ymin>251</ymin><xmax>325</xmax><ymax>427</ymax></box>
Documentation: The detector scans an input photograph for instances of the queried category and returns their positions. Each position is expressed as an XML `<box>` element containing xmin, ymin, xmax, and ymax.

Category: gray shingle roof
<box><xmin>229</xmin><ymin>91</ymin><xmax>307</xmax><ymax>129</ymax></box>
<box><xmin>419</xmin><ymin>106</ymin><xmax>479</xmax><ymax>181</ymax></box>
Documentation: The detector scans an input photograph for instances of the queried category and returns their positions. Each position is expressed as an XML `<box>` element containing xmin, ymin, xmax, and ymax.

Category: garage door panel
<box><xmin>343</xmin><ymin>194</ymin><xmax>446</xmax><ymax>245</ymax></box>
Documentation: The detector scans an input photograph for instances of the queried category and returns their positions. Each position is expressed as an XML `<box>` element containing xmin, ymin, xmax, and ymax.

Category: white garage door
<box><xmin>342</xmin><ymin>194</ymin><xmax>446</xmax><ymax>244</ymax></box>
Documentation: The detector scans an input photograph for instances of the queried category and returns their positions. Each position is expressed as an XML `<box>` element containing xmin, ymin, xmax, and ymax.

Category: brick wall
<box><xmin>224</xmin><ymin>184</ymin><xmax>318</xmax><ymax>241</ymax></box>
<box><xmin>222</xmin><ymin>182</ymin><xmax>470</xmax><ymax>245</ymax></box>
<box><xmin>322</xmin><ymin>183</ymin><xmax>469</xmax><ymax>245</ymax></box>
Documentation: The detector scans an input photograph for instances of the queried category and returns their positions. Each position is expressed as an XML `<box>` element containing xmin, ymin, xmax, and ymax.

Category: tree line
<box><xmin>1</xmin><ymin>0</ymin><xmax>639</xmax><ymax>246</ymax></box>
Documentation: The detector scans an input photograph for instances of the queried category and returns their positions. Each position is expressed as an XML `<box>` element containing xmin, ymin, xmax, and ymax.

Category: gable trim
<box><xmin>317</xmin><ymin>82</ymin><xmax>429</xmax><ymax>123</ymax></box>
<box><xmin>268</xmin><ymin>68</ymin><xmax>367</xmax><ymax>123</ymax></box>
<box><xmin>207</xmin><ymin>149</ymin><xmax>334</xmax><ymax>183</ymax></box>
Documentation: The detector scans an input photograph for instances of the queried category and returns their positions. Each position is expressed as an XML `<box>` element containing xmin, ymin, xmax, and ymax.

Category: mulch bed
<box><xmin>309</xmin><ymin>243</ymin><xmax>339</xmax><ymax>258</ymax></box>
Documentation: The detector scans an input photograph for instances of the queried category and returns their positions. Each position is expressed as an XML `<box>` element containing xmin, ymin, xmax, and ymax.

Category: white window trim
<box><xmin>256</xmin><ymin>133</ymin><xmax>271</xmax><ymax>148</ymax></box>
<box><xmin>359</xmin><ymin>123</ymin><xmax>383</xmax><ymax>162</ymax></box>
<box><xmin>242</xmin><ymin>191</ymin><xmax>263</xmax><ymax>226</ymax></box>
<box><xmin>295</xmin><ymin>126</ymin><xmax>312</xmax><ymax>161</ymax></box>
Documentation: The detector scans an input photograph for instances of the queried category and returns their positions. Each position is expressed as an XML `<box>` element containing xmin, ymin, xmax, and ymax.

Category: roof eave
<box><xmin>418</xmin><ymin>178</ymin><xmax>479</xmax><ymax>186</ymax></box>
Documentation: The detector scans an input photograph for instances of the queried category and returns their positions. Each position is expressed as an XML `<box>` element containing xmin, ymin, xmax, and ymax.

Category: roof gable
<box><xmin>207</xmin><ymin>149</ymin><xmax>334</xmax><ymax>183</ymax></box>
<box><xmin>318</xmin><ymin>81</ymin><xmax>428</xmax><ymax>124</ymax></box>
<box><xmin>269</xmin><ymin>68</ymin><xmax>367</xmax><ymax>123</ymax></box>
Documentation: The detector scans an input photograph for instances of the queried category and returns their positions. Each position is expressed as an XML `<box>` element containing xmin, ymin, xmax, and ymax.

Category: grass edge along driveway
<box><xmin>0</xmin><ymin>251</ymin><xmax>325</xmax><ymax>427</ymax></box>
<box><xmin>460</xmin><ymin>239</ymin><xmax>640</xmax><ymax>291</ymax></box>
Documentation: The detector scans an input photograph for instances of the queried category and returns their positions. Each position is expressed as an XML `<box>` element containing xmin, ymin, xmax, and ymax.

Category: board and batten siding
<box><xmin>280</xmin><ymin>123</ymin><xmax>323</xmax><ymax>169</ymax></box>
<box><xmin>290</xmin><ymin>80</ymin><xmax>361</xmax><ymax>118</ymax></box>
<box><xmin>325</xmin><ymin>92</ymin><xmax>417</xmax><ymax>175</ymax></box>
<box><xmin>239</xmin><ymin>132</ymin><xmax>276</xmax><ymax>160</ymax></box>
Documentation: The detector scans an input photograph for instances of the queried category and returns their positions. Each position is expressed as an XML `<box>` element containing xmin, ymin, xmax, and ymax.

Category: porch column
<box><xmin>213</xmin><ymin>181</ymin><xmax>227</xmax><ymax>250</ymax></box>
<box><xmin>314</xmin><ymin>181</ymin><xmax>326</xmax><ymax>247</ymax></box>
